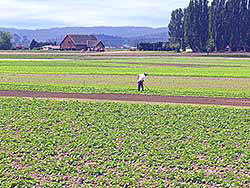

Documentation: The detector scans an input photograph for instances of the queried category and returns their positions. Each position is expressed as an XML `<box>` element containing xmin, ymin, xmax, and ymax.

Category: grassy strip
<box><xmin>1</xmin><ymin>66</ymin><xmax>250</xmax><ymax>78</ymax></box>
<box><xmin>1</xmin><ymin>58</ymin><xmax>250</xmax><ymax>77</ymax></box>
<box><xmin>0</xmin><ymin>98</ymin><xmax>249</xmax><ymax>187</ymax></box>
<box><xmin>1</xmin><ymin>57</ymin><xmax>250</xmax><ymax>98</ymax></box>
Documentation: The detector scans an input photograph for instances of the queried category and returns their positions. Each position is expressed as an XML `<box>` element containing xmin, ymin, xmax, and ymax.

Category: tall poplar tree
<box><xmin>238</xmin><ymin>0</ymin><xmax>248</xmax><ymax>50</ymax></box>
<box><xmin>209</xmin><ymin>0</ymin><xmax>226</xmax><ymax>51</ymax></box>
<box><xmin>225</xmin><ymin>0</ymin><xmax>242</xmax><ymax>51</ymax></box>
<box><xmin>246</xmin><ymin>0</ymin><xmax>250</xmax><ymax>50</ymax></box>
<box><xmin>168</xmin><ymin>8</ymin><xmax>184</xmax><ymax>49</ymax></box>
<box><xmin>184</xmin><ymin>0</ymin><xmax>196</xmax><ymax>51</ymax></box>
<box><xmin>199</xmin><ymin>0</ymin><xmax>209</xmax><ymax>51</ymax></box>
<box><xmin>184</xmin><ymin>0</ymin><xmax>209</xmax><ymax>52</ymax></box>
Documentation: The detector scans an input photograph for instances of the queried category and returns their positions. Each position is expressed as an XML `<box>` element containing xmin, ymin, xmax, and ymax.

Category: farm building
<box><xmin>60</xmin><ymin>34</ymin><xmax>105</xmax><ymax>51</ymax></box>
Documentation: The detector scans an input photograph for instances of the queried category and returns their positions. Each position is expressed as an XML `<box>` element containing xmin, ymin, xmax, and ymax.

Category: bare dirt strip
<box><xmin>1</xmin><ymin>90</ymin><xmax>250</xmax><ymax>107</ymax></box>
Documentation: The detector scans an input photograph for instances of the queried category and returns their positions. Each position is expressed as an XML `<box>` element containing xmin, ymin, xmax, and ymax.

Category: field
<box><xmin>0</xmin><ymin>51</ymin><xmax>250</xmax><ymax>187</ymax></box>
<box><xmin>1</xmin><ymin>98</ymin><xmax>250</xmax><ymax>187</ymax></box>
<box><xmin>1</xmin><ymin>53</ymin><xmax>250</xmax><ymax>98</ymax></box>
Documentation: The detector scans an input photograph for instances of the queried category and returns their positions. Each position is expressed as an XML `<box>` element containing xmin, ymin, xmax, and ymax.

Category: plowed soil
<box><xmin>1</xmin><ymin>90</ymin><xmax>250</xmax><ymax>107</ymax></box>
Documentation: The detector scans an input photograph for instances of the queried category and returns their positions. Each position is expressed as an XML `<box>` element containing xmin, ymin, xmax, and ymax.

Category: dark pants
<box><xmin>138</xmin><ymin>80</ymin><xmax>144</xmax><ymax>91</ymax></box>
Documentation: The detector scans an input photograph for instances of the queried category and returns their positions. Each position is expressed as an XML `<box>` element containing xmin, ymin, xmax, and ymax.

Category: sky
<box><xmin>0</xmin><ymin>0</ymin><xmax>189</xmax><ymax>29</ymax></box>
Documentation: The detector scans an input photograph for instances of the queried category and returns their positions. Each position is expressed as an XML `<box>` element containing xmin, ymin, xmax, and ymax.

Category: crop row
<box><xmin>1</xmin><ymin>57</ymin><xmax>250</xmax><ymax>98</ymax></box>
<box><xmin>1</xmin><ymin>58</ymin><xmax>250</xmax><ymax>78</ymax></box>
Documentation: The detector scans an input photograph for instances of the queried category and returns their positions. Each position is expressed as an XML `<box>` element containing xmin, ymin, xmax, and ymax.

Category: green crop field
<box><xmin>0</xmin><ymin>54</ymin><xmax>250</xmax><ymax>187</ymax></box>
<box><xmin>0</xmin><ymin>56</ymin><xmax>250</xmax><ymax>98</ymax></box>
<box><xmin>0</xmin><ymin>98</ymin><xmax>249</xmax><ymax>187</ymax></box>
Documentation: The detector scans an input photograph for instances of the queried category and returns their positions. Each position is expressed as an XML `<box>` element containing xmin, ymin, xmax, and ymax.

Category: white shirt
<box><xmin>138</xmin><ymin>74</ymin><xmax>146</xmax><ymax>82</ymax></box>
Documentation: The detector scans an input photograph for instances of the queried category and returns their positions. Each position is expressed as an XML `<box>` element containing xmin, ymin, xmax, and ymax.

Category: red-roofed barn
<box><xmin>60</xmin><ymin>34</ymin><xmax>105</xmax><ymax>52</ymax></box>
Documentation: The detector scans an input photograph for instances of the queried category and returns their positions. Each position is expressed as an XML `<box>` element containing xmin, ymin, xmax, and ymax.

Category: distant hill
<box><xmin>96</xmin><ymin>32</ymin><xmax>167</xmax><ymax>47</ymax></box>
<box><xmin>0</xmin><ymin>26</ymin><xmax>168</xmax><ymax>48</ymax></box>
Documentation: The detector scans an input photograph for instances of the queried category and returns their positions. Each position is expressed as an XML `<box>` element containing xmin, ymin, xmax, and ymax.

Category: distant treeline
<box><xmin>137</xmin><ymin>42</ymin><xmax>173</xmax><ymax>51</ymax></box>
<box><xmin>168</xmin><ymin>0</ymin><xmax>250</xmax><ymax>52</ymax></box>
<box><xmin>96</xmin><ymin>33</ymin><xmax>167</xmax><ymax>48</ymax></box>
<box><xmin>29</xmin><ymin>39</ymin><xmax>56</xmax><ymax>50</ymax></box>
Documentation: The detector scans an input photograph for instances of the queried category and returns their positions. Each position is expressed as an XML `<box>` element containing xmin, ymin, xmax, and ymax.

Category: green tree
<box><xmin>239</xmin><ymin>0</ymin><xmax>248</xmax><ymax>51</ymax></box>
<box><xmin>168</xmin><ymin>8</ymin><xmax>184</xmax><ymax>50</ymax></box>
<box><xmin>199</xmin><ymin>0</ymin><xmax>209</xmax><ymax>51</ymax></box>
<box><xmin>209</xmin><ymin>0</ymin><xmax>227</xmax><ymax>52</ymax></box>
<box><xmin>184</xmin><ymin>0</ymin><xmax>196</xmax><ymax>51</ymax></box>
<box><xmin>184</xmin><ymin>0</ymin><xmax>209</xmax><ymax>52</ymax></box>
<box><xmin>247</xmin><ymin>0</ymin><xmax>250</xmax><ymax>51</ymax></box>
<box><xmin>29</xmin><ymin>39</ymin><xmax>39</xmax><ymax>50</ymax></box>
<box><xmin>0</xmin><ymin>31</ymin><xmax>12</xmax><ymax>50</ymax></box>
<box><xmin>225</xmin><ymin>0</ymin><xmax>242</xmax><ymax>51</ymax></box>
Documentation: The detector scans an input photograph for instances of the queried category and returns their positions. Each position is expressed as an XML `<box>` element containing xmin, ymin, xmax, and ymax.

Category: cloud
<box><xmin>0</xmin><ymin>0</ymin><xmax>189</xmax><ymax>29</ymax></box>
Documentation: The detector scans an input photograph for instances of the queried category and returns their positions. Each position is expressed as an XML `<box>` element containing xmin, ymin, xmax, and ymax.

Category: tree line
<box><xmin>0</xmin><ymin>32</ymin><xmax>31</xmax><ymax>50</ymax></box>
<box><xmin>168</xmin><ymin>0</ymin><xmax>250</xmax><ymax>52</ymax></box>
<box><xmin>29</xmin><ymin>39</ymin><xmax>56</xmax><ymax>50</ymax></box>
<box><xmin>137</xmin><ymin>42</ymin><xmax>173</xmax><ymax>51</ymax></box>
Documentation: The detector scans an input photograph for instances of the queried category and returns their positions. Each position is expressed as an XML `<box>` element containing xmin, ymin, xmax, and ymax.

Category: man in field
<box><xmin>137</xmin><ymin>72</ymin><xmax>148</xmax><ymax>91</ymax></box>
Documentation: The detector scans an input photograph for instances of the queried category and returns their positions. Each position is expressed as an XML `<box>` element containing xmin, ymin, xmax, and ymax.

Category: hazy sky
<box><xmin>0</xmin><ymin>0</ymin><xmax>189</xmax><ymax>29</ymax></box>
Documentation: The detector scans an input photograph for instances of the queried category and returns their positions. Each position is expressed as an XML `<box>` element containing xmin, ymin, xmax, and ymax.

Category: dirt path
<box><xmin>1</xmin><ymin>90</ymin><xmax>250</xmax><ymax>107</ymax></box>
